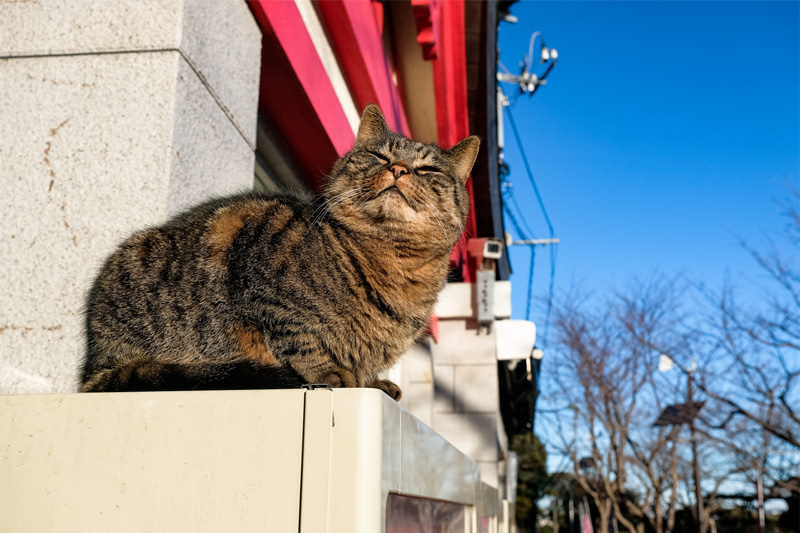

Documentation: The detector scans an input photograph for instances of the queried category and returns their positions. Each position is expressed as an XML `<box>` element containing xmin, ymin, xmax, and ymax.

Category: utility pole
<box><xmin>687</xmin><ymin>375</ymin><xmax>706</xmax><ymax>533</ymax></box>
<box><xmin>656</xmin><ymin>355</ymin><xmax>706</xmax><ymax>533</ymax></box>
<box><xmin>497</xmin><ymin>32</ymin><xmax>558</xmax><ymax>98</ymax></box>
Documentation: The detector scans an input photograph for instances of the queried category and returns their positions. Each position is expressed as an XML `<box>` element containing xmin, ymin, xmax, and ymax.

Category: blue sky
<box><xmin>499</xmin><ymin>0</ymin><xmax>800</xmax><ymax>332</ymax></box>
<box><xmin>497</xmin><ymin>1</ymin><xmax>800</xmax><ymax>484</ymax></box>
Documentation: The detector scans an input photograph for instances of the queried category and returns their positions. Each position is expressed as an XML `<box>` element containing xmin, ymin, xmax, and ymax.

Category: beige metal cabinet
<box><xmin>1</xmin><ymin>389</ymin><xmax>511</xmax><ymax>532</ymax></box>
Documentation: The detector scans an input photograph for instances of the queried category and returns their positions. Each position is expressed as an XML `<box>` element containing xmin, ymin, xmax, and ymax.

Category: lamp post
<box><xmin>685</xmin><ymin>369</ymin><xmax>706</xmax><ymax>533</ymax></box>
<box><xmin>656</xmin><ymin>355</ymin><xmax>706</xmax><ymax>533</ymax></box>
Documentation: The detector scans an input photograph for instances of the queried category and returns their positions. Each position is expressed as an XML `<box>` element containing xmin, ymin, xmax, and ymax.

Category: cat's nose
<box><xmin>390</xmin><ymin>164</ymin><xmax>409</xmax><ymax>178</ymax></box>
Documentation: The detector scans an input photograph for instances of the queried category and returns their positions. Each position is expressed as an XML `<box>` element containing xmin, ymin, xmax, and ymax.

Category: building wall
<box><xmin>432</xmin><ymin>318</ymin><xmax>505</xmax><ymax>488</ymax></box>
<box><xmin>1</xmin><ymin>0</ymin><xmax>519</xmax><ymax>503</ymax></box>
<box><xmin>399</xmin><ymin>282</ymin><xmax>515</xmax><ymax>492</ymax></box>
<box><xmin>0</xmin><ymin>0</ymin><xmax>262</xmax><ymax>393</ymax></box>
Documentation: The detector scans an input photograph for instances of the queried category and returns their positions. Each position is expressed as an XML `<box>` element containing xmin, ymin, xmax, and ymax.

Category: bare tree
<box><xmin>700</xmin><ymin>405</ymin><xmax>800</xmax><ymax>517</ymax></box>
<box><xmin>695</xmin><ymin>190</ymin><xmax>800</xmax><ymax>448</ymax></box>
<box><xmin>542</xmin><ymin>193</ymin><xmax>800</xmax><ymax>533</ymax></box>
<box><xmin>548</xmin><ymin>278</ymin><xmax>699</xmax><ymax>533</ymax></box>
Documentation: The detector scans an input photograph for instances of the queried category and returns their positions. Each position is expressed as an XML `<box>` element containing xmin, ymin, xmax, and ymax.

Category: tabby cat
<box><xmin>80</xmin><ymin>105</ymin><xmax>479</xmax><ymax>399</ymax></box>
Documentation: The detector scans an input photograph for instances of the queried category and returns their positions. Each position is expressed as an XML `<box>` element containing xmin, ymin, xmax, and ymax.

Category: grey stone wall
<box><xmin>1</xmin><ymin>0</ymin><xmax>262</xmax><ymax>393</ymax></box>
<box><xmin>431</xmin><ymin>318</ymin><xmax>505</xmax><ymax>489</ymax></box>
<box><xmin>400</xmin><ymin>282</ymin><xmax>514</xmax><ymax>492</ymax></box>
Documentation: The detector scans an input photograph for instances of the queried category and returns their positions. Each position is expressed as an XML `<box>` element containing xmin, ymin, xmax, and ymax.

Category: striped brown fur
<box><xmin>232</xmin><ymin>324</ymin><xmax>278</xmax><ymax>366</ymax></box>
<box><xmin>80</xmin><ymin>105</ymin><xmax>480</xmax><ymax>399</ymax></box>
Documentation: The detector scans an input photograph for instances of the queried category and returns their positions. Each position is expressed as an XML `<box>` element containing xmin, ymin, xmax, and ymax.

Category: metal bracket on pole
<box><xmin>509</xmin><ymin>238</ymin><xmax>560</xmax><ymax>246</ymax></box>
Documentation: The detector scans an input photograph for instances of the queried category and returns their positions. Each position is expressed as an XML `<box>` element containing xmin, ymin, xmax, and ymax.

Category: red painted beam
<box><xmin>315</xmin><ymin>0</ymin><xmax>410</xmax><ymax>136</ymax></box>
<box><xmin>430</xmin><ymin>0</ymin><xmax>477</xmax><ymax>282</ymax></box>
<box><xmin>411</xmin><ymin>0</ymin><xmax>442</xmax><ymax>60</ymax></box>
<box><xmin>249</xmin><ymin>0</ymin><xmax>356</xmax><ymax>190</ymax></box>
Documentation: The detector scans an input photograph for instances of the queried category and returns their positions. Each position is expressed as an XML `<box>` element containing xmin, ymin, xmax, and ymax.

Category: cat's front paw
<box><xmin>319</xmin><ymin>368</ymin><xmax>358</xmax><ymax>388</ymax></box>
<box><xmin>369</xmin><ymin>379</ymin><xmax>402</xmax><ymax>401</ymax></box>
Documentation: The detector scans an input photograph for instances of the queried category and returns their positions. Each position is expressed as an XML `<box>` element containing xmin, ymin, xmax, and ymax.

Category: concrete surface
<box><xmin>1</xmin><ymin>1</ymin><xmax>261</xmax><ymax>393</ymax></box>
<box><xmin>0</xmin><ymin>0</ymin><xmax>260</xmax><ymax>146</ymax></box>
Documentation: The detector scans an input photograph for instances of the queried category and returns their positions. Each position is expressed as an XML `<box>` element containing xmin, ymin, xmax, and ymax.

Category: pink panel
<box><xmin>250</xmin><ymin>0</ymin><xmax>355</xmax><ymax>157</ymax></box>
<box><xmin>316</xmin><ymin>0</ymin><xmax>410</xmax><ymax>136</ymax></box>
<box><xmin>429</xmin><ymin>0</ymin><xmax>477</xmax><ymax>281</ymax></box>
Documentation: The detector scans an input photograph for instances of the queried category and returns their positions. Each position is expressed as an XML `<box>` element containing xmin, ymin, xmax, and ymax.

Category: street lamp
<box><xmin>497</xmin><ymin>31</ymin><xmax>559</xmax><ymax>98</ymax></box>
<box><xmin>655</xmin><ymin>355</ymin><xmax>706</xmax><ymax>533</ymax></box>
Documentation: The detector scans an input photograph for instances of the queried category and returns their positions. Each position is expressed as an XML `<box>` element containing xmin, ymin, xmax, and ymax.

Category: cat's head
<box><xmin>325</xmin><ymin>105</ymin><xmax>479</xmax><ymax>246</ymax></box>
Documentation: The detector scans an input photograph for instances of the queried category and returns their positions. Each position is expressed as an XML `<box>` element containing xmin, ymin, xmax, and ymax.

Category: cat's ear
<box><xmin>356</xmin><ymin>104</ymin><xmax>390</xmax><ymax>145</ymax></box>
<box><xmin>445</xmin><ymin>136</ymin><xmax>481</xmax><ymax>183</ymax></box>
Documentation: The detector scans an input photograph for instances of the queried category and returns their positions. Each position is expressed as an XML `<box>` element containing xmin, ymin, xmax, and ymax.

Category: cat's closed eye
<box><xmin>367</xmin><ymin>151</ymin><xmax>390</xmax><ymax>164</ymax></box>
<box><xmin>415</xmin><ymin>165</ymin><xmax>442</xmax><ymax>175</ymax></box>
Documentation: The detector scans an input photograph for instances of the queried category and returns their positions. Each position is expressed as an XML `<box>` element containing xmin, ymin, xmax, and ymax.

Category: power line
<box><xmin>497</xmin><ymin>29</ymin><xmax>560</xmax><ymax>349</ymax></box>
<box><xmin>504</xmin><ymin>104</ymin><xmax>558</xmax><ymax>349</ymax></box>
<box><xmin>526</xmin><ymin>246</ymin><xmax>536</xmax><ymax>321</ymax></box>
<box><xmin>502</xmin><ymin>183</ymin><xmax>537</xmax><ymax>240</ymax></box>
<box><xmin>504</xmin><ymin>107</ymin><xmax>555</xmax><ymax>237</ymax></box>
<box><xmin>503</xmin><ymin>199</ymin><xmax>533</xmax><ymax>241</ymax></box>
<box><xmin>497</xmin><ymin>32</ymin><xmax>558</xmax><ymax>99</ymax></box>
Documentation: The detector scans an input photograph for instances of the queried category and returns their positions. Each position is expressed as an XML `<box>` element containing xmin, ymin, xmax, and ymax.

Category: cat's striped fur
<box><xmin>80</xmin><ymin>105</ymin><xmax>479</xmax><ymax>399</ymax></box>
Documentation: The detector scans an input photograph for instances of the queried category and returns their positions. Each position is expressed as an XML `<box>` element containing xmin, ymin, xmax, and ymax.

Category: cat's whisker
<box><xmin>426</xmin><ymin>195</ymin><xmax>453</xmax><ymax>238</ymax></box>
<box><xmin>417</xmin><ymin>194</ymin><xmax>453</xmax><ymax>245</ymax></box>
<box><xmin>424</xmin><ymin>204</ymin><xmax>449</xmax><ymax>244</ymax></box>
<box><xmin>307</xmin><ymin>188</ymin><xmax>362</xmax><ymax>233</ymax></box>
<box><xmin>442</xmin><ymin>208</ymin><xmax>464</xmax><ymax>244</ymax></box>
<box><xmin>352</xmin><ymin>188</ymin><xmax>373</xmax><ymax>210</ymax></box>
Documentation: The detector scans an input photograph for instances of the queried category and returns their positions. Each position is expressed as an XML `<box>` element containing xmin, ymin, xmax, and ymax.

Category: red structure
<box><xmin>247</xmin><ymin>0</ymin><xmax>506</xmax><ymax>283</ymax></box>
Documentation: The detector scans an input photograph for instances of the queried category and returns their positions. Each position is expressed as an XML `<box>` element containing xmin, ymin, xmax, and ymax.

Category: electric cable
<box><xmin>504</xmin><ymin>104</ymin><xmax>558</xmax><ymax>348</ymax></box>
<box><xmin>502</xmin><ymin>184</ymin><xmax>537</xmax><ymax>240</ymax></box>
<box><xmin>526</xmin><ymin>245</ymin><xmax>536</xmax><ymax>321</ymax></box>
<box><xmin>503</xmin><ymin>198</ymin><xmax>533</xmax><ymax>242</ymax></box>
<box><xmin>525</xmin><ymin>31</ymin><xmax>542</xmax><ymax>72</ymax></box>
<box><xmin>504</xmin><ymin>106</ymin><xmax>554</xmax><ymax>236</ymax></box>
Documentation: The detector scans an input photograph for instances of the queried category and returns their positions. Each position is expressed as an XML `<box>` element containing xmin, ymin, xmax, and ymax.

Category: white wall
<box><xmin>0</xmin><ymin>0</ymin><xmax>262</xmax><ymax>393</ymax></box>
<box><xmin>399</xmin><ymin>281</ymin><xmax>516</xmax><ymax>491</ymax></box>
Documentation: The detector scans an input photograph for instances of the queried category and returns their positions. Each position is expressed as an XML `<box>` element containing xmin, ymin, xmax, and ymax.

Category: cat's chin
<box><xmin>368</xmin><ymin>191</ymin><xmax>418</xmax><ymax>222</ymax></box>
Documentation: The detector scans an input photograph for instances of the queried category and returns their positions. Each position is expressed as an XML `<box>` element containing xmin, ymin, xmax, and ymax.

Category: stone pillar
<box><xmin>430</xmin><ymin>318</ymin><xmax>504</xmax><ymax>488</ymax></box>
<box><xmin>422</xmin><ymin>280</ymin><xmax>515</xmax><ymax>491</ymax></box>
<box><xmin>397</xmin><ymin>339</ymin><xmax>436</xmax><ymax>428</ymax></box>
<box><xmin>0</xmin><ymin>0</ymin><xmax>262</xmax><ymax>393</ymax></box>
